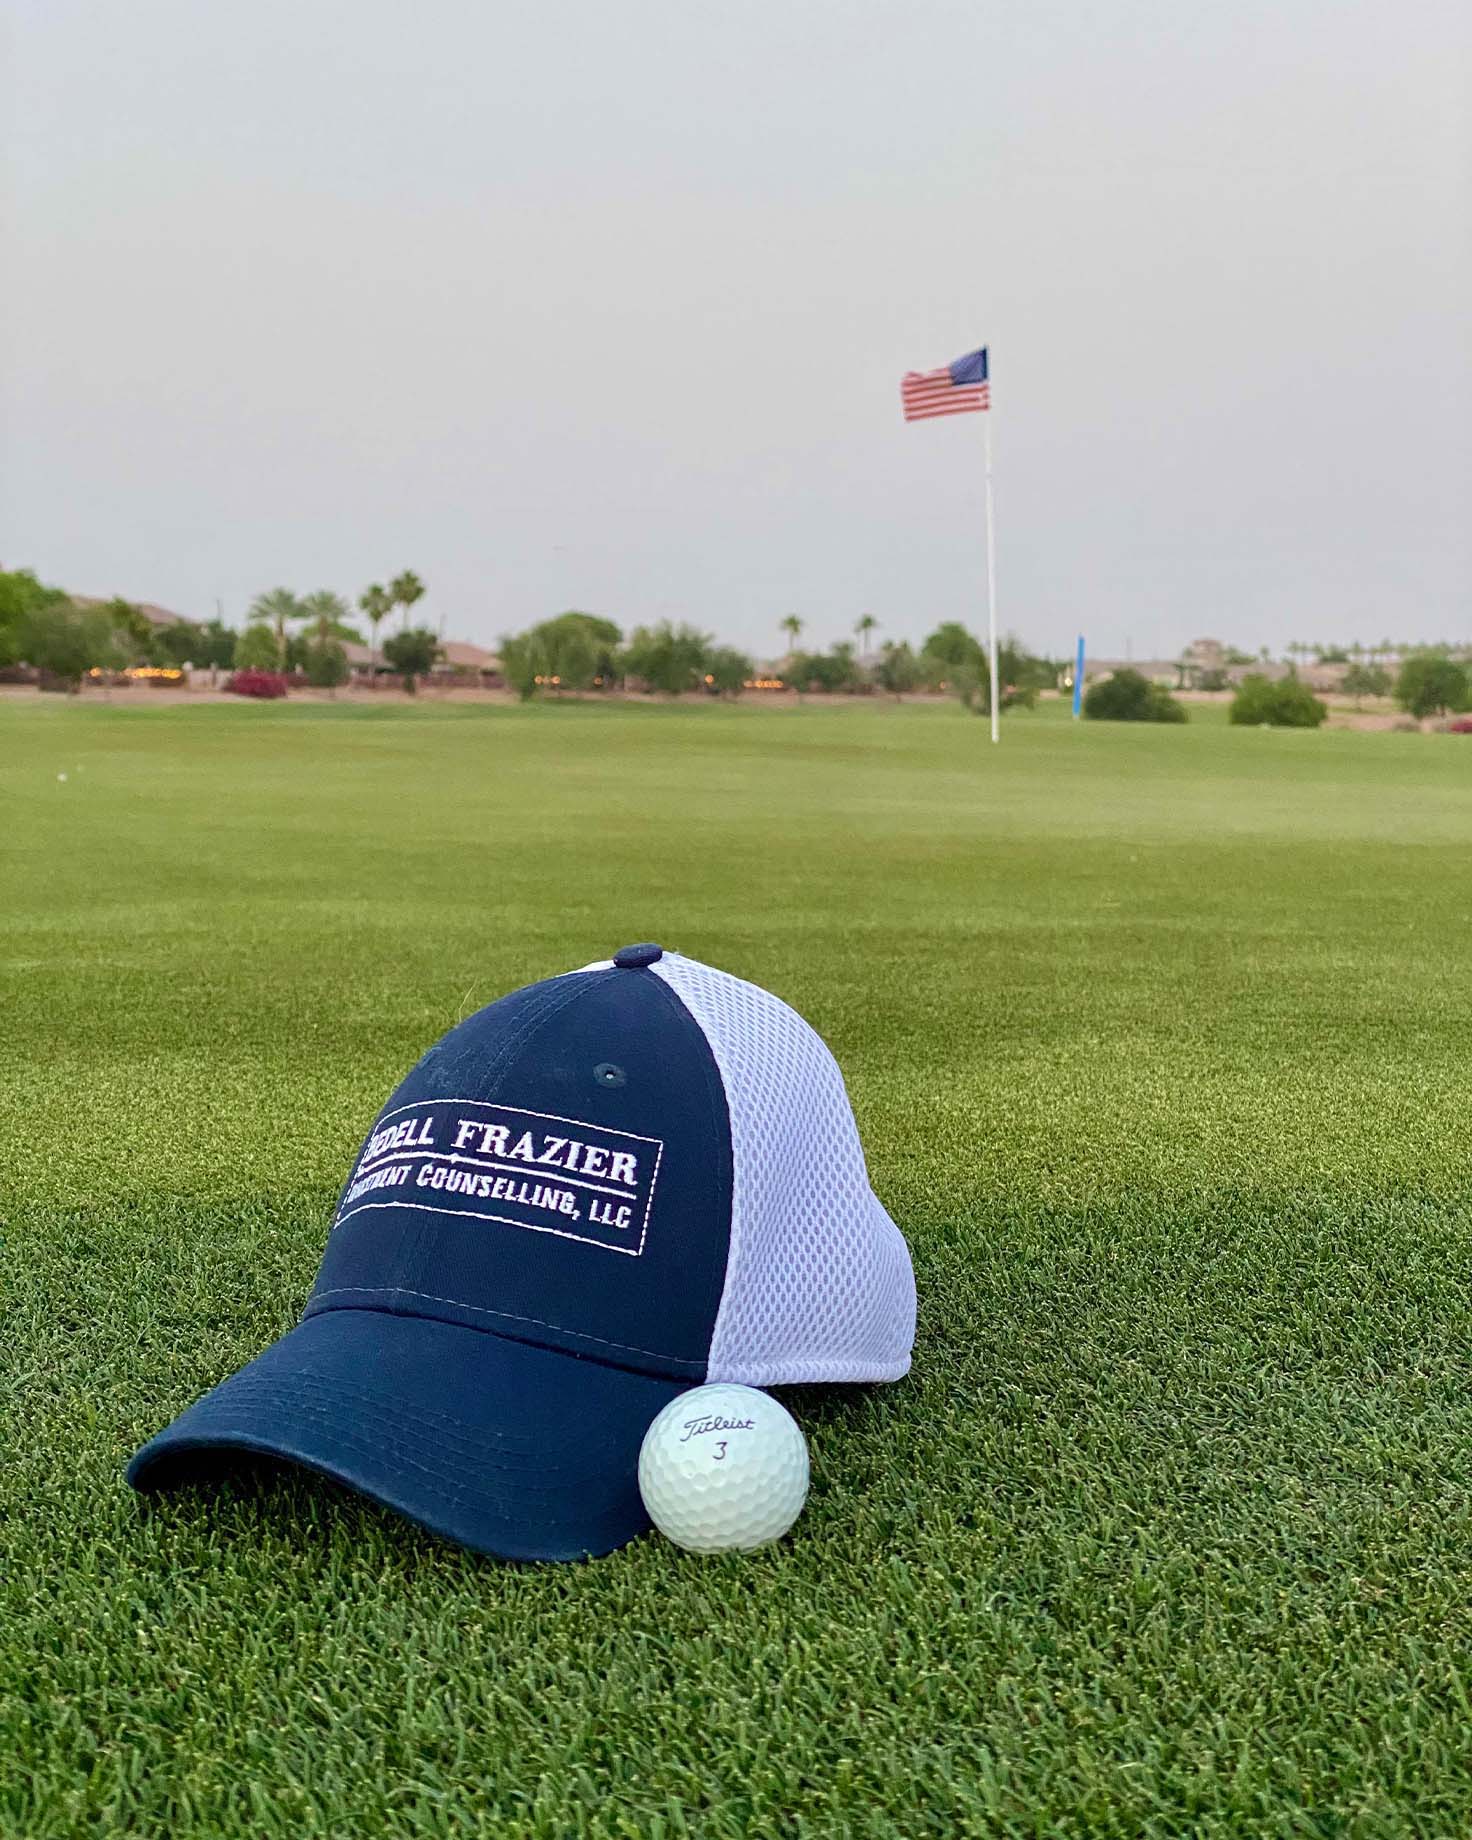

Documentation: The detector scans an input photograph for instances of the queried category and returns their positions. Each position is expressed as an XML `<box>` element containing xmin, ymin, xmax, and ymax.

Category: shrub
<box><xmin>703</xmin><ymin>647</ymin><xmax>753</xmax><ymax>697</ymax></box>
<box><xmin>234</xmin><ymin>623</ymin><xmax>283</xmax><ymax>671</ymax></box>
<box><xmin>1395</xmin><ymin>652</ymin><xmax>1468</xmax><ymax>720</ymax></box>
<box><xmin>99</xmin><ymin>597</ymin><xmax>152</xmax><ymax>662</ymax></box>
<box><xmin>918</xmin><ymin>625</ymin><xmax>1054</xmax><ymax>713</ymax></box>
<box><xmin>1006</xmin><ymin>643</ymin><xmax>1062</xmax><ymax>701</ymax></box>
<box><xmin>1341</xmin><ymin>661</ymin><xmax>1391</xmax><ymax>703</ymax></box>
<box><xmin>20</xmin><ymin>600</ymin><xmax>125</xmax><ymax>691</ymax></box>
<box><xmin>1228</xmin><ymin>674</ymin><xmax>1327</xmax><ymax>728</ymax></box>
<box><xmin>874</xmin><ymin>640</ymin><xmax>921</xmax><ymax>698</ymax></box>
<box><xmin>0</xmin><ymin>568</ymin><xmax>71</xmax><ymax>670</ymax></box>
<box><xmin>223</xmin><ymin>669</ymin><xmax>288</xmax><ymax>699</ymax></box>
<box><xmin>918</xmin><ymin>622</ymin><xmax>985</xmax><ymax>710</ymax></box>
<box><xmin>382</xmin><ymin>627</ymin><xmax>441</xmax><ymax>694</ymax></box>
<box><xmin>1446</xmin><ymin>716</ymin><xmax>1472</xmax><ymax>734</ymax></box>
<box><xmin>192</xmin><ymin>618</ymin><xmax>238</xmax><ymax>670</ymax></box>
<box><xmin>620</xmin><ymin>622</ymin><xmax>710</xmax><ymax>696</ymax></box>
<box><xmin>919</xmin><ymin>622</ymin><xmax>983</xmax><ymax>683</ymax></box>
<box><xmin>500</xmin><ymin>611</ymin><xmax>622</xmax><ymax>701</ymax></box>
<box><xmin>1228</xmin><ymin>676</ymin><xmax>1277</xmax><ymax>725</ymax></box>
<box><xmin>786</xmin><ymin>645</ymin><xmax>863</xmax><ymax>694</ymax></box>
<box><xmin>1083</xmin><ymin>668</ymin><xmax>1187</xmax><ymax>723</ymax></box>
<box><xmin>305</xmin><ymin>640</ymin><xmax>349</xmax><ymax>689</ymax></box>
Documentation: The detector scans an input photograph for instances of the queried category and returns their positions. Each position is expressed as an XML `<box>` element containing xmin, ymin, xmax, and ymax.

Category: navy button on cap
<box><xmin>613</xmin><ymin>942</ymin><xmax>663</xmax><ymax>968</ymax></box>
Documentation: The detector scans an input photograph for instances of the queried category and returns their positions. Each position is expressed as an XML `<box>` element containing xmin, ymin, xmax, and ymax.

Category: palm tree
<box><xmin>360</xmin><ymin>583</ymin><xmax>391</xmax><ymax>673</ymax></box>
<box><xmin>389</xmin><ymin>570</ymin><xmax>426</xmax><ymax>632</ymax></box>
<box><xmin>780</xmin><ymin>614</ymin><xmax>803</xmax><ymax>655</ymax></box>
<box><xmin>248</xmin><ymin>587</ymin><xmax>302</xmax><ymax>667</ymax></box>
<box><xmin>854</xmin><ymin>613</ymin><xmax>878</xmax><ymax>662</ymax></box>
<box><xmin>298</xmin><ymin>589</ymin><xmax>355</xmax><ymax>647</ymax></box>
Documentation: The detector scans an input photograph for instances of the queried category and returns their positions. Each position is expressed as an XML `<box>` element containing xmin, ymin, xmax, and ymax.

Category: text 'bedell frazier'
<box><xmin>360</xmin><ymin>1114</ymin><xmax>641</xmax><ymax>1188</ymax></box>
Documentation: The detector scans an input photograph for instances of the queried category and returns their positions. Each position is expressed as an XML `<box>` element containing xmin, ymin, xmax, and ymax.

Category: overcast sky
<box><xmin>3</xmin><ymin>0</ymin><xmax>1468</xmax><ymax>661</ymax></box>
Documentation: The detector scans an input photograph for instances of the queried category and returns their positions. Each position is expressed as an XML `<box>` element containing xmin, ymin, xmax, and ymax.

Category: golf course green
<box><xmin>6</xmin><ymin>696</ymin><xmax>1471</xmax><ymax>1836</ymax></box>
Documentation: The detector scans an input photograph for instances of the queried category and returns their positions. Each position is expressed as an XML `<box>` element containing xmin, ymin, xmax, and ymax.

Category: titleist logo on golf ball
<box><xmin>334</xmin><ymin>1097</ymin><xmax>664</xmax><ymax>1255</ymax></box>
<box><xmin>679</xmin><ymin>1413</ymin><xmax>756</xmax><ymax>1443</ymax></box>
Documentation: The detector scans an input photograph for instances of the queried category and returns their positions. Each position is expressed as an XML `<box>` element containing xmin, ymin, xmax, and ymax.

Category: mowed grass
<box><xmin>4</xmin><ymin>694</ymin><xmax>1472</xmax><ymax>1838</ymax></box>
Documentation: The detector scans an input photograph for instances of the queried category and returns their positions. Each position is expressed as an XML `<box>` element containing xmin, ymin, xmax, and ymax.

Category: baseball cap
<box><xmin>127</xmin><ymin>945</ymin><xmax>915</xmax><ymax>1561</ymax></box>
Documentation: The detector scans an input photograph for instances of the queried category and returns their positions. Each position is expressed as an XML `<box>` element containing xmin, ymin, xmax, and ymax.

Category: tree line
<box><xmin>8</xmin><ymin>560</ymin><xmax>1469</xmax><ymax>719</ymax></box>
<box><xmin>1183</xmin><ymin>642</ymin><xmax>1462</xmax><ymax>689</ymax></box>
<box><xmin>1084</xmin><ymin>655</ymin><xmax>1472</xmax><ymax>727</ymax></box>
<box><xmin>232</xmin><ymin>574</ymin><xmax>435</xmax><ymax>689</ymax></box>
<box><xmin>0</xmin><ymin>567</ymin><xmax>441</xmax><ymax>692</ymax></box>
<box><xmin>500</xmin><ymin>611</ymin><xmax>1060</xmax><ymax>711</ymax></box>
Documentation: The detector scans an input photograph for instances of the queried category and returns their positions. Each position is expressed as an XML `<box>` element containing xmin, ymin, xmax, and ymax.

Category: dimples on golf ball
<box><xmin>638</xmin><ymin>1383</ymin><xmax>809</xmax><ymax>1553</ymax></box>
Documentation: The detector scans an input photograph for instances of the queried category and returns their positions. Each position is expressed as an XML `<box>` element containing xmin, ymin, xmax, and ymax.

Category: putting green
<box><xmin>5</xmin><ymin>696</ymin><xmax>1471</xmax><ymax>1836</ymax></box>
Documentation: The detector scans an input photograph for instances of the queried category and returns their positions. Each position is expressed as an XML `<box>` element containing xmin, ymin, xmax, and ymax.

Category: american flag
<box><xmin>901</xmin><ymin>346</ymin><xmax>990</xmax><ymax>422</ymax></box>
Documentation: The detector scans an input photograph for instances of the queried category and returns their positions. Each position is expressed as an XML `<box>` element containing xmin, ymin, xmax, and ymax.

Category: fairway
<box><xmin>6</xmin><ymin>698</ymin><xmax>1472</xmax><ymax>1837</ymax></box>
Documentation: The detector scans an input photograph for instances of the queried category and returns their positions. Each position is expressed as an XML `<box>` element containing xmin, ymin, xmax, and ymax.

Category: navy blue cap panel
<box><xmin>126</xmin><ymin>1309</ymin><xmax>682</xmax><ymax>1560</ymax></box>
<box><xmin>308</xmin><ymin>968</ymin><xmax>733</xmax><ymax>1380</ymax></box>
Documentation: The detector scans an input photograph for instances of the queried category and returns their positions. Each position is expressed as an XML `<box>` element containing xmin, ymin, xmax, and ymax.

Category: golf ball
<box><xmin>638</xmin><ymin>1383</ymin><xmax>809</xmax><ymax>1553</ymax></box>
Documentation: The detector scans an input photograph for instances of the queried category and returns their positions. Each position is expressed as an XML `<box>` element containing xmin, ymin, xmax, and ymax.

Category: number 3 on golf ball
<box><xmin>638</xmin><ymin>1383</ymin><xmax>810</xmax><ymax>1553</ymax></box>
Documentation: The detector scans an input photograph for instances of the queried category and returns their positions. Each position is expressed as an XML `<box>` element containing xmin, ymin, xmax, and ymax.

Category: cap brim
<box><xmin>126</xmin><ymin>1310</ymin><xmax>687</xmax><ymax>1561</ymax></box>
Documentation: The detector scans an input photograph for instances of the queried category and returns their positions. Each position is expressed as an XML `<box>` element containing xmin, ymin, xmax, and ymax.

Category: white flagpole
<box><xmin>983</xmin><ymin>402</ymin><xmax>999</xmax><ymax>744</ymax></box>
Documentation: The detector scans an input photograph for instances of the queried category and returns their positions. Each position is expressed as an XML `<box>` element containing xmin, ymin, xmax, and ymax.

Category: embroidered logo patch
<box><xmin>334</xmin><ymin>1098</ymin><xmax>664</xmax><ymax>1256</ymax></box>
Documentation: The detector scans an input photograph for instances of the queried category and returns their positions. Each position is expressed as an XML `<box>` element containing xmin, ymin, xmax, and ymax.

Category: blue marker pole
<box><xmin>1072</xmin><ymin>635</ymin><xmax>1085</xmax><ymax>718</ymax></box>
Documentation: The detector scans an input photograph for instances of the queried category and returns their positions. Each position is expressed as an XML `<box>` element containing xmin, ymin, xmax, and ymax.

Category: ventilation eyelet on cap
<box><xmin>612</xmin><ymin>943</ymin><xmax>663</xmax><ymax>968</ymax></box>
<box><xmin>593</xmin><ymin>1063</ymin><xmax>627</xmax><ymax>1088</ymax></box>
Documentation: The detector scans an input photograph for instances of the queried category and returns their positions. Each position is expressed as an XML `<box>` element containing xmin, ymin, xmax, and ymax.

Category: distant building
<box><xmin>348</xmin><ymin>637</ymin><xmax>503</xmax><ymax>687</ymax></box>
<box><xmin>1080</xmin><ymin>640</ymin><xmax>1293</xmax><ymax>693</ymax></box>
<box><xmin>72</xmin><ymin>595</ymin><xmax>193</xmax><ymax>629</ymax></box>
<box><xmin>1182</xmin><ymin>637</ymin><xmax>1225</xmax><ymax>676</ymax></box>
<box><xmin>133</xmin><ymin>602</ymin><xmax>190</xmax><ymax>630</ymax></box>
<box><xmin>1081</xmin><ymin>657</ymin><xmax>1182</xmax><ymax>689</ymax></box>
<box><xmin>68</xmin><ymin>590</ymin><xmax>511</xmax><ymax>686</ymax></box>
<box><xmin>1302</xmin><ymin>660</ymin><xmax>1350</xmax><ymax>693</ymax></box>
<box><xmin>433</xmin><ymin>641</ymin><xmax>502</xmax><ymax>682</ymax></box>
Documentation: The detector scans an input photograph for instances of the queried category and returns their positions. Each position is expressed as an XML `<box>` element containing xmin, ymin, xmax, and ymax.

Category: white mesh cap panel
<box><xmin>650</xmin><ymin>953</ymin><xmax>915</xmax><ymax>1386</ymax></box>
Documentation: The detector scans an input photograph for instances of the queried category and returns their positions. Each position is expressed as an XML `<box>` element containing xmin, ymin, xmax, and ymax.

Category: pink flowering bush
<box><xmin>223</xmin><ymin>670</ymin><xmax>288</xmax><ymax>700</ymax></box>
